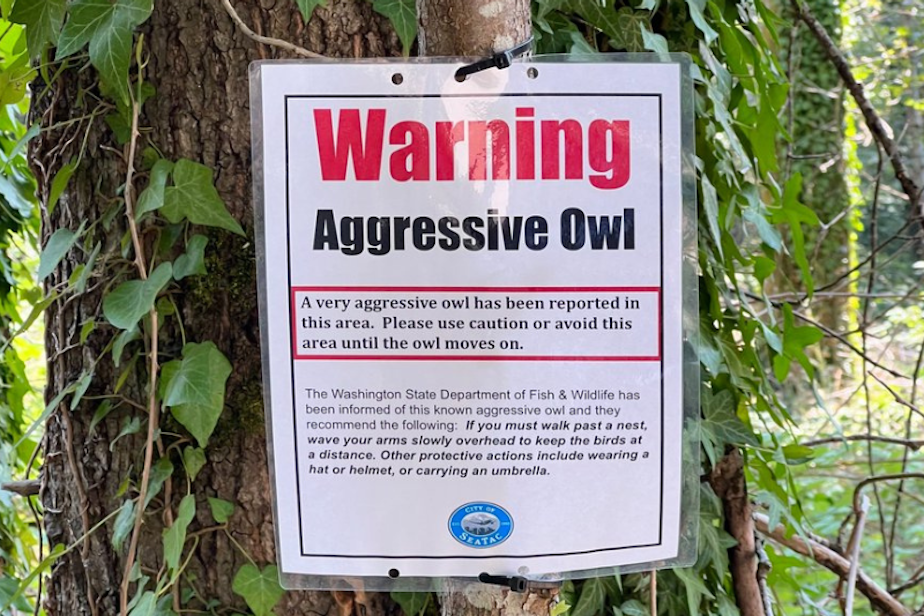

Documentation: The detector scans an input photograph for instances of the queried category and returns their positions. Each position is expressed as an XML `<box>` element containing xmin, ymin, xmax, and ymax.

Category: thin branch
<box><xmin>801</xmin><ymin>435</ymin><xmax>924</xmax><ymax>450</ymax></box>
<box><xmin>0</xmin><ymin>480</ymin><xmax>40</xmax><ymax>496</ymax></box>
<box><xmin>868</xmin><ymin>372</ymin><xmax>924</xmax><ymax>421</ymax></box>
<box><xmin>790</xmin><ymin>310</ymin><xmax>908</xmax><ymax>379</ymax></box>
<box><xmin>853</xmin><ymin>473</ymin><xmax>924</xmax><ymax>512</ymax></box>
<box><xmin>844</xmin><ymin>496</ymin><xmax>870</xmax><ymax>616</ymax></box>
<box><xmin>219</xmin><ymin>0</ymin><xmax>326</xmax><ymax>59</ymax></box>
<box><xmin>790</xmin><ymin>0</ymin><xmax>923</xmax><ymax>216</ymax></box>
<box><xmin>753</xmin><ymin>513</ymin><xmax>910</xmax><ymax>616</ymax></box>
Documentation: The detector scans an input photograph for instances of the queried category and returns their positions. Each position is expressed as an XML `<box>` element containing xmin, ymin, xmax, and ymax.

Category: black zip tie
<box><xmin>455</xmin><ymin>36</ymin><xmax>533</xmax><ymax>81</ymax></box>
<box><xmin>478</xmin><ymin>572</ymin><xmax>529</xmax><ymax>593</ymax></box>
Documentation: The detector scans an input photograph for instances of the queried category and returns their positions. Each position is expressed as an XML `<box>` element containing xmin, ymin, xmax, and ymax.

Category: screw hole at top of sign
<box><xmin>527</xmin><ymin>67</ymin><xmax>539</xmax><ymax>79</ymax></box>
<box><xmin>391</xmin><ymin>73</ymin><xmax>404</xmax><ymax>85</ymax></box>
<box><xmin>388</xmin><ymin>568</ymin><xmax>400</xmax><ymax>579</ymax></box>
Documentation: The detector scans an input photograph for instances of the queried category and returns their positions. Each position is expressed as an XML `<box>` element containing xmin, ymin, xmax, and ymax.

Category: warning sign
<box><xmin>253</xmin><ymin>60</ymin><xmax>691</xmax><ymax>581</ymax></box>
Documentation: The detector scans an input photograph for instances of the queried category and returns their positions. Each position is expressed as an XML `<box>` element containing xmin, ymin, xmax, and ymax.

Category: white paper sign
<box><xmin>253</xmin><ymin>60</ymin><xmax>687</xmax><ymax>580</ymax></box>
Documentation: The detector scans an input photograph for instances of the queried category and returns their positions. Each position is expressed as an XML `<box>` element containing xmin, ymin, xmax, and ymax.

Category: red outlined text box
<box><xmin>290</xmin><ymin>286</ymin><xmax>662</xmax><ymax>362</ymax></box>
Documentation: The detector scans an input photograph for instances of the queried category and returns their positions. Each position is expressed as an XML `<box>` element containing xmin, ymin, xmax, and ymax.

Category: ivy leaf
<box><xmin>136</xmin><ymin>159</ymin><xmax>174</xmax><ymax>219</ymax></box>
<box><xmin>182</xmin><ymin>447</ymin><xmax>206</xmax><ymax>482</ymax></box>
<box><xmin>39</xmin><ymin>222</ymin><xmax>84</xmax><ymax>280</ymax></box>
<box><xmin>702</xmin><ymin>389</ymin><xmax>759</xmax><ymax>447</ymax></box>
<box><xmin>684</xmin><ymin>0</ymin><xmax>718</xmax><ymax>44</ymax></box>
<box><xmin>127</xmin><ymin>591</ymin><xmax>156</xmax><ymax>616</ymax></box>
<box><xmin>113</xmin><ymin>326</ymin><xmax>140</xmax><ymax>367</ymax></box>
<box><xmin>232</xmin><ymin>564</ymin><xmax>285</xmax><ymax>616</ymax></box>
<box><xmin>163</xmin><ymin>342</ymin><xmax>232</xmax><ymax>447</ymax></box>
<box><xmin>162</xmin><ymin>159</ymin><xmax>244</xmax><ymax>235</ymax></box>
<box><xmin>48</xmin><ymin>160</ymin><xmax>77</xmax><ymax>215</ymax></box>
<box><xmin>294</xmin><ymin>0</ymin><xmax>325</xmax><ymax>21</ymax></box>
<box><xmin>56</xmin><ymin>0</ymin><xmax>154</xmax><ymax>104</ymax></box>
<box><xmin>390</xmin><ymin>592</ymin><xmax>430</xmax><ymax>616</ymax></box>
<box><xmin>144</xmin><ymin>457</ymin><xmax>174</xmax><ymax>509</ymax></box>
<box><xmin>619</xmin><ymin>600</ymin><xmax>647</xmax><ymax>616</ymax></box>
<box><xmin>103</xmin><ymin>262</ymin><xmax>173</xmax><ymax>330</ymax></box>
<box><xmin>112</xmin><ymin>499</ymin><xmax>135</xmax><ymax>552</ymax></box>
<box><xmin>10</xmin><ymin>0</ymin><xmax>67</xmax><ymax>56</ymax></box>
<box><xmin>640</xmin><ymin>23</ymin><xmax>669</xmax><ymax>55</ymax></box>
<box><xmin>570</xmin><ymin>578</ymin><xmax>606</xmax><ymax>616</ymax></box>
<box><xmin>173</xmin><ymin>235</ymin><xmax>209</xmax><ymax>280</ymax></box>
<box><xmin>673</xmin><ymin>567</ymin><xmax>714</xmax><ymax>615</ymax></box>
<box><xmin>207</xmin><ymin>497</ymin><xmax>235</xmax><ymax>524</ymax></box>
<box><xmin>0</xmin><ymin>577</ymin><xmax>31</xmax><ymax>612</ymax></box>
<box><xmin>372</xmin><ymin>0</ymin><xmax>416</xmax><ymax>55</ymax></box>
<box><xmin>163</xmin><ymin>494</ymin><xmax>196</xmax><ymax>573</ymax></box>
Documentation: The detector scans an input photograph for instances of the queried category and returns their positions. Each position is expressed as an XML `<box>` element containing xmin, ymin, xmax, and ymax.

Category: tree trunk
<box><xmin>34</xmin><ymin>0</ymin><xmax>552</xmax><ymax>615</ymax></box>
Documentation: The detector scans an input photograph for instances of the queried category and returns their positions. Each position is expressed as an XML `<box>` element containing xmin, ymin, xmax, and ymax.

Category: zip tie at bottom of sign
<box><xmin>455</xmin><ymin>37</ymin><xmax>534</xmax><ymax>81</ymax></box>
<box><xmin>478</xmin><ymin>572</ymin><xmax>529</xmax><ymax>593</ymax></box>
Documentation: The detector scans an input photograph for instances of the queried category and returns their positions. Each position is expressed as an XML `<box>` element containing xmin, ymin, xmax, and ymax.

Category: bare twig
<box><xmin>753</xmin><ymin>513</ymin><xmax>910</xmax><ymax>616</ymax></box>
<box><xmin>790</xmin><ymin>310</ymin><xmax>908</xmax><ymax>379</ymax></box>
<box><xmin>219</xmin><ymin>0</ymin><xmax>325</xmax><ymax>59</ymax></box>
<box><xmin>789</xmin><ymin>0</ymin><xmax>922</xmax><ymax>215</ymax></box>
<box><xmin>844</xmin><ymin>496</ymin><xmax>870</xmax><ymax>616</ymax></box>
<box><xmin>649</xmin><ymin>570</ymin><xmax>657</xmax><ymax>616</ymax></box>
<box><xmin>756</xmin><ymin>539</ymin><xmax>773</xmax><ymax>616</ymax></box>
<box><xmin>118</xmin><ymin>96</ymin><xmax>161</xmax><ymax>616</ymax></box>
<box><xmin>853</xmin><ymin>473</ymin><xmax>924</xmax><ymax>512</ymax></box>
<box><xmin>0</xmin><ymin>480</ymin><xmax>40</xmax><ymax>496</ymax></box>
<box><xmin>801</xmin><ymin>435</ymin><xmax>924</xmax><ymax>450</ymax></box>
<box><xmin>868</xmin><ymin>372</ymin><xmax>924</xmax><ymax>421</ymax></box>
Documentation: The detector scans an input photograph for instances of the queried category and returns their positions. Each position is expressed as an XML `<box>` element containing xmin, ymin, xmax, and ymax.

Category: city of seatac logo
<box><xmin>448</xmin><ymin>502</ymin><xmax>513</xmax><ymax>548</ymax></box>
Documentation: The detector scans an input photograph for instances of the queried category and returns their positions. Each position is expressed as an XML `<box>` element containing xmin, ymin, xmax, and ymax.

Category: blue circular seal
<box><xmin>448</xmin><ymin>502</ymin><xmax>513</xmax><ymax>548</ymax></box>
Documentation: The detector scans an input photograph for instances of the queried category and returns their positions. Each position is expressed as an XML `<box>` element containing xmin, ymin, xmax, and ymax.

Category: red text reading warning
<box><xmin>313</xmin><ymin>108</ymin><xmax>631</xmax><ymax>189</ymax></box>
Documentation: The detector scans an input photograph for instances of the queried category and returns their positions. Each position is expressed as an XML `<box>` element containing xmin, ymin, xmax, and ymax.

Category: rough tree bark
<box><xmin>709</xmin><ymin>449</ymin><xmax>765</xmax><ymax>616</ymax></box>
<box><xmin>34</xmin><ymin>0</ymin><xmax>552</xmax><ymax>615</ymax></box>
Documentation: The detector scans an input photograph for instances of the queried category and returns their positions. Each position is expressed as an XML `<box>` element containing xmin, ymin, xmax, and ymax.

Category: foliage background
<box><xmin>0</xmin><ymin>0</ymin><xmax>922</xmax><ymax>615</ymax></box>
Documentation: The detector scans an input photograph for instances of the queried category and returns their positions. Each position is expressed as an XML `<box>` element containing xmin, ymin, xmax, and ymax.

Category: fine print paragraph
<box><xmin>292</xmin><ymin>288</ymin><xmax>661</xmax><ymax>359</ymax></box>
<box><xmin>301</xmin><ymin>385</ymin><xmax>651</xmax><ymax>479</ymax></box>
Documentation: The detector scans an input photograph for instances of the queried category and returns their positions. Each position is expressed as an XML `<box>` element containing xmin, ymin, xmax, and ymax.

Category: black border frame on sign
<box><xmin>282</xmin><ymin>92</ymin><xmax>665</xmax><ymax>561</ymax></box>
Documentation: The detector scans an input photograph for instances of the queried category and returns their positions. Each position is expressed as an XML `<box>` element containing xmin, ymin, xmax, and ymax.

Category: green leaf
<box><xmin>110</xmin><ymin>415</ymin><xmax>141</xmax><ymax>451</ymax></box>
<box><xmin>162</xmin><ymin>159</ymin><xmax>244</xmax><ymax>235</ymax></box>
<box><xmin>619</xmin><ymin>600</ymin><xmax>647</xmax><ymax>616</ymax></box>
<box><xmin>685</xmin><ymin>0</ymin><xmax>717</xmax><ymax>44</ymax></box>
<box><xmin>113</xmin><ymin>325</ymin><xmax>140</xmax><ymax>367</ymax></box>
<box><xmin>112</xmin><ymin>499</ymin><xmax>135</xmax><ymax>552</ymax></box>
<box><xmin>10</xmin><ymin>0</ymin><xmax>67</xmax><ymax>56</ymax></box>
<box><xmin>89</xmin><ymin>400</ymin><xmax>115</xmax><ymax>433</ymax></box>
<box><xmin>702</xmin><ymin>389</ymin><xmax>759</xmax><ymax>447</ymax></box>
<box><xmin>640</xmin><ymin>23</ymin><xmax>669</xmax><ymax>55</ymax></box>
<box><xmin>294</xmin><ymin>0</ymin><xmax>325</xmax><ymax>21</ymax></box>
<box><xmin>136</xmin><ymin>159</ymin><xmax>174</xmax><ymax>219</ymax></box>
<box><xmin>173</xmin><ymin>234</ymin><xmax>208</xmax><ymax>280</ymax></box>
<box><xmin>163</xmin><ymin>494</ymin><xmax>196</xmax><ymax>573</ymax></box>
<box><xmin>144</xmin><ymin>457</ymin><xmax>174</xmax><ymax>509</ymax></box>
<box><xmin>103</xmin><ymin>262</ymin><xmax>173</xmax><ymax>330</ymax></box>
<box><xmin>163</xmin><ymin>342</ymin><xmax>232</xmax><ymax>447</ymax></box>
<box><xmin>71</xmin><ymin>370</ymin><xmax>93</xmax><ymax>408</ymax></box>
<box><xmin>56</xmin><ymin>0</ymin><xmax>153</xmax><ymax>104</ymax></box>
<box><xmin>673</xmin><ymin>567</ymin><xmax>714</xmax><ymax>615</ymax></box>
<box><xmin>0</xmin><ymin>577</ymin><xmax>32</xmax><ymax>612</ymax></box>
<box><xmin>232</xmin><ymin>564</ymin><xmax>285</xmax><ymax>616</ymax></box>
<box><xmin>182</xmin><ymin>446</ymin><xmax>206</xmax><ymax>481</ymax></box>
<box><xmin>128</xmin><ymin>591</ymin><xmax>157</xmax><ymax>616</ymax></box>
<box><xmin>391</xmin><ymin>592</ymin><xmax>430</xmax><ymax>616</ymax></box>
<box><xmin>371</xmin><ymin>0</ymin><xmax>416</xmax><ymax>55</ymax></box>
<box><xmin>207</xmin><ymin>497</ymin><xmax>235</xmax><ymax>524</ymax></box>
<box><xmin>550</xmin><ymin>600</ymin><xmax>571</xmax><ymax>616</ymax></box>
<box><xmin>571</xmin><ymin>578</ymin><xmax>606</xmax><ymax>616</ymax></box>
<box><xmin>39</xmin><ymin>224</ymin><xmax>83</xmax><ymax>280</ymax></box>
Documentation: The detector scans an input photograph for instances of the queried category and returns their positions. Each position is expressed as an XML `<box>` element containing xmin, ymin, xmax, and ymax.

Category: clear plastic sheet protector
<box><xmin>250</xmin><ymin>55</ymin><xmax>699</xmax><ymax>592</ymax></box>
